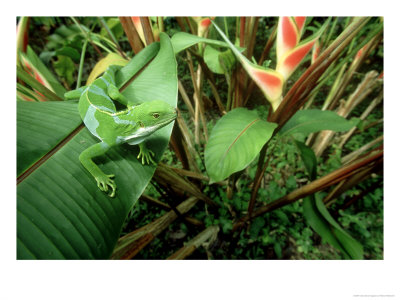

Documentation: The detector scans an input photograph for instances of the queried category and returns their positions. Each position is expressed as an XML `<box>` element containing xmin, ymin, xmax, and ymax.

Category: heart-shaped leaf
<box><xmin>17</xmin><ymin>32</ymin><xmax>177</xmax><ymax>259</ymax></box>
<box><xmin>205</xmin><ymin>108</ymin><xmax>277</xmax><ymax>183</ymax></box>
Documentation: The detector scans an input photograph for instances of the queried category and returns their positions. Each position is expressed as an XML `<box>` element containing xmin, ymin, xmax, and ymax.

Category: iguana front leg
<box><xmin>64</xmin><ymin>86</ymin><xmax>87</xmax><ymax>100</ymax></box>
<box><xmin>79</xmin><ymin>142</ymin><xmax>116</xmax><ymax>197</ymax></box>
<box><xmin>137</xmin><ymin>143</ymin><xmax>156</xmax><ymax>165</ymax></box>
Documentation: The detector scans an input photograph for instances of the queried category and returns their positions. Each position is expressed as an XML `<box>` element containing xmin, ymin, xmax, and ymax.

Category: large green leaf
<box><xmin>17</xmin><ymin>32</ymin><xmax>177</xmax><ymax>259</ymax></box>
<box><xmin>205</xmin><ymin>108</ymin><xmax>277</xmax><ymax>183</ymax></box>
<box><xmin>17</xmin><ymin>101</ymin><xmax>82</xmax><ymax>176</ymax></box>
<box><xmin>279</xmin><ymin>109</ymin><xmax>358</xmax><ymax>137</ymax></box>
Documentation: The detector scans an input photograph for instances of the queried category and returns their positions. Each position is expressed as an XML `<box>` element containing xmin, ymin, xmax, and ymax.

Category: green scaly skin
<box><xmin>65</xmin><ymin>65</ymin><xmax>176</xmax><ymax>197</ymax></box>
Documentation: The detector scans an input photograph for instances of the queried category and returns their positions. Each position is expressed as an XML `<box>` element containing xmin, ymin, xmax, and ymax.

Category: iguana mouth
<box><xmin>122</xmin><ymin>112</ymin><xmax>176</xmax><ymax>143</ymax></box>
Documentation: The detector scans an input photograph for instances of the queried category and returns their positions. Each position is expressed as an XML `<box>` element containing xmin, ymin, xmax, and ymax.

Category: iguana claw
<box><xmin>137</xmin><ymin>146</ymin><xmax>156</xmax><ymax>165</ymax></box>
<box><xmin>95</xmin><ymin>174</ymin><xmax>116</xmax><ymax>197</ymax></box>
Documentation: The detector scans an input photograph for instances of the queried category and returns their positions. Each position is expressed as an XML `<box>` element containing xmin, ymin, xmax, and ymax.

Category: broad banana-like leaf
<box><xmin>17</xmin><ymin>32</ymin><xmax>177</xmax><ymax>259</ymax></box>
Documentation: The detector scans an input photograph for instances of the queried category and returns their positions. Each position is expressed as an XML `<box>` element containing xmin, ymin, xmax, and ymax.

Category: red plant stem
<box><xmin>139</xmin><ymin>17</ymin><xmax>155</xmax><ymax>45</ymax></box>
<box><xmin>247</xmin><ymin>138</ymin><xmax>278</xmax><ymax>218</ymax></box>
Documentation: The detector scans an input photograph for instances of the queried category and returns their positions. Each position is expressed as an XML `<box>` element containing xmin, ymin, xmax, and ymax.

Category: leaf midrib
<box><xmin>221</xmin><ymin>118</ymin><xmax>260</xmax><ymax>161</ymax></box>
<box><xmin>17</xmin><ymin>123</ymin><xmax>84</xmax><ymax>184</ymax></box>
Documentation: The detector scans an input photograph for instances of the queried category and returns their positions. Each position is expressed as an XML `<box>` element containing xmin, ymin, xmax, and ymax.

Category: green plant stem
<box><xmin>157</xmin><ymin>17</ymin><xmax>164</xmax><ymax>33</ymax></box>
<box><xmin>322</xmin><ymin>17</ymin><xmax>339</xmax><ymax>48</ymax></box>
<box><xmin>71</xmin><ymin>17</ymin><xmax>104</xmax><ymax>58</ymax></box>
<box><xmin>76</xmin><ymin>38</ymin><xmax>88</xmax><ymax>89</ymax></box>
<box><xmin>224</xmin><ymin>17</ymin><xmax>229</xmax><ymax>39</ymax></box>
<box><xmin>99</xmin><ymin>17</ymin><xmax>127</xmax><ymax>59</ymax></box>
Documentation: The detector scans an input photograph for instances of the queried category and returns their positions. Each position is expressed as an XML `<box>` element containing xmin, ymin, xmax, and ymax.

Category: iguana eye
<box><xmin>152</xmin><ymin>113</ymin><xmax>160</xmax><ymax>119</ymax></box>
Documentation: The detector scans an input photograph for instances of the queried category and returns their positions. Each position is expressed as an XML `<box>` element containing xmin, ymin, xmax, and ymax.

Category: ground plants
<box><xmin>16</xmin><ymin>16</ymin><xmax>383</xmax><ymax>259</ymax></box>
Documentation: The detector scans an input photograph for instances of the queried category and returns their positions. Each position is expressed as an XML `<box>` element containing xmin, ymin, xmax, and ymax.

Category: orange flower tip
<box><xmin>131</xmin><ymin>17</ymin><xmax>140</xmax><ymax>25</ymax></box>
<box><xmin>294</xmin><ymin>17</ymin><xmax>306</xmax><ymax>32</ymax></box>
<box><xmin>200</xmin><ymin>18</ymin><xmax>212</xmax><ymax>28</ymax></box>
<box><xmin>281</xmin><ymin>17</ymin><xmax>298</xmax><ymax>49</ymax></box>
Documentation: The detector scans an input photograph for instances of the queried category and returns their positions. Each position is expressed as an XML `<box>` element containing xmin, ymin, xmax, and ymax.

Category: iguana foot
<box><xmin>95</xmin><ymin>174</ymin><xmax>116</xmax><ymax>197</ymax></box>
<box><xmin>137</xmin><ymin>147</ymin><xmax>156</xmax><ymax>165</ymax></box>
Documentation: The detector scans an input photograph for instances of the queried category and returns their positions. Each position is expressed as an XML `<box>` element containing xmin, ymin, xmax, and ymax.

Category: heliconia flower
<box><xmin>276</xmin><ymin>17</ymin><xmax>302</xmax><ymax>65</ymax></box>
<box><xmin>249</xmin><ymin>68</ymin><xmax>285</xmax><ymax>111</ymax></box>
<box><xmin>276</xmin><ymin>17</ymin><xmax>328</xmax><ymax>81</ymax></box>
<box><xmin>378</xmin><ymin>71</ymin><xmax>383</xmax><ymax>79</ymax></box>
<box><xmin>276</xmin><ymin>37</ymin><xmax>318</xmax><ymax>80</ymax></box>
<box><xmin>197</xmin><ymin>17</ymin><xmax>215</xmax><ymax>37</ymax></box>
<box><xmin>212</xmin><ymin>20</ymin><xmax>284</xmax><ymax>111</ymax></box>
<box><xmin>131</xmin><ymin>17</ymin><xmax>147</xmax><ymax>45</ymax></box>
<box><xmin>294</xmin><ymin>17</ymin><xmax>306</xmax><ymax>34</ymax></box>
<box><xmin>311</xmin><ymin>39</ymin><xmax>320</xmax><ymax>64</ymax></box>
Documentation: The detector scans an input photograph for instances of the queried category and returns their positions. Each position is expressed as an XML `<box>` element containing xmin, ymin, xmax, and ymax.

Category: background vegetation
<box><xmin>16</xmin><ymin>16</ymin><xmax>383</xmax><ymax>259</ymax></box>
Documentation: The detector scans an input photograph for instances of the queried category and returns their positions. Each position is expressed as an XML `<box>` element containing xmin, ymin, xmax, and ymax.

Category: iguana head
<box><xmin>134</xmin><ymin>100</ymin><xmax>177</xmax><ymax>134</ymax></box>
